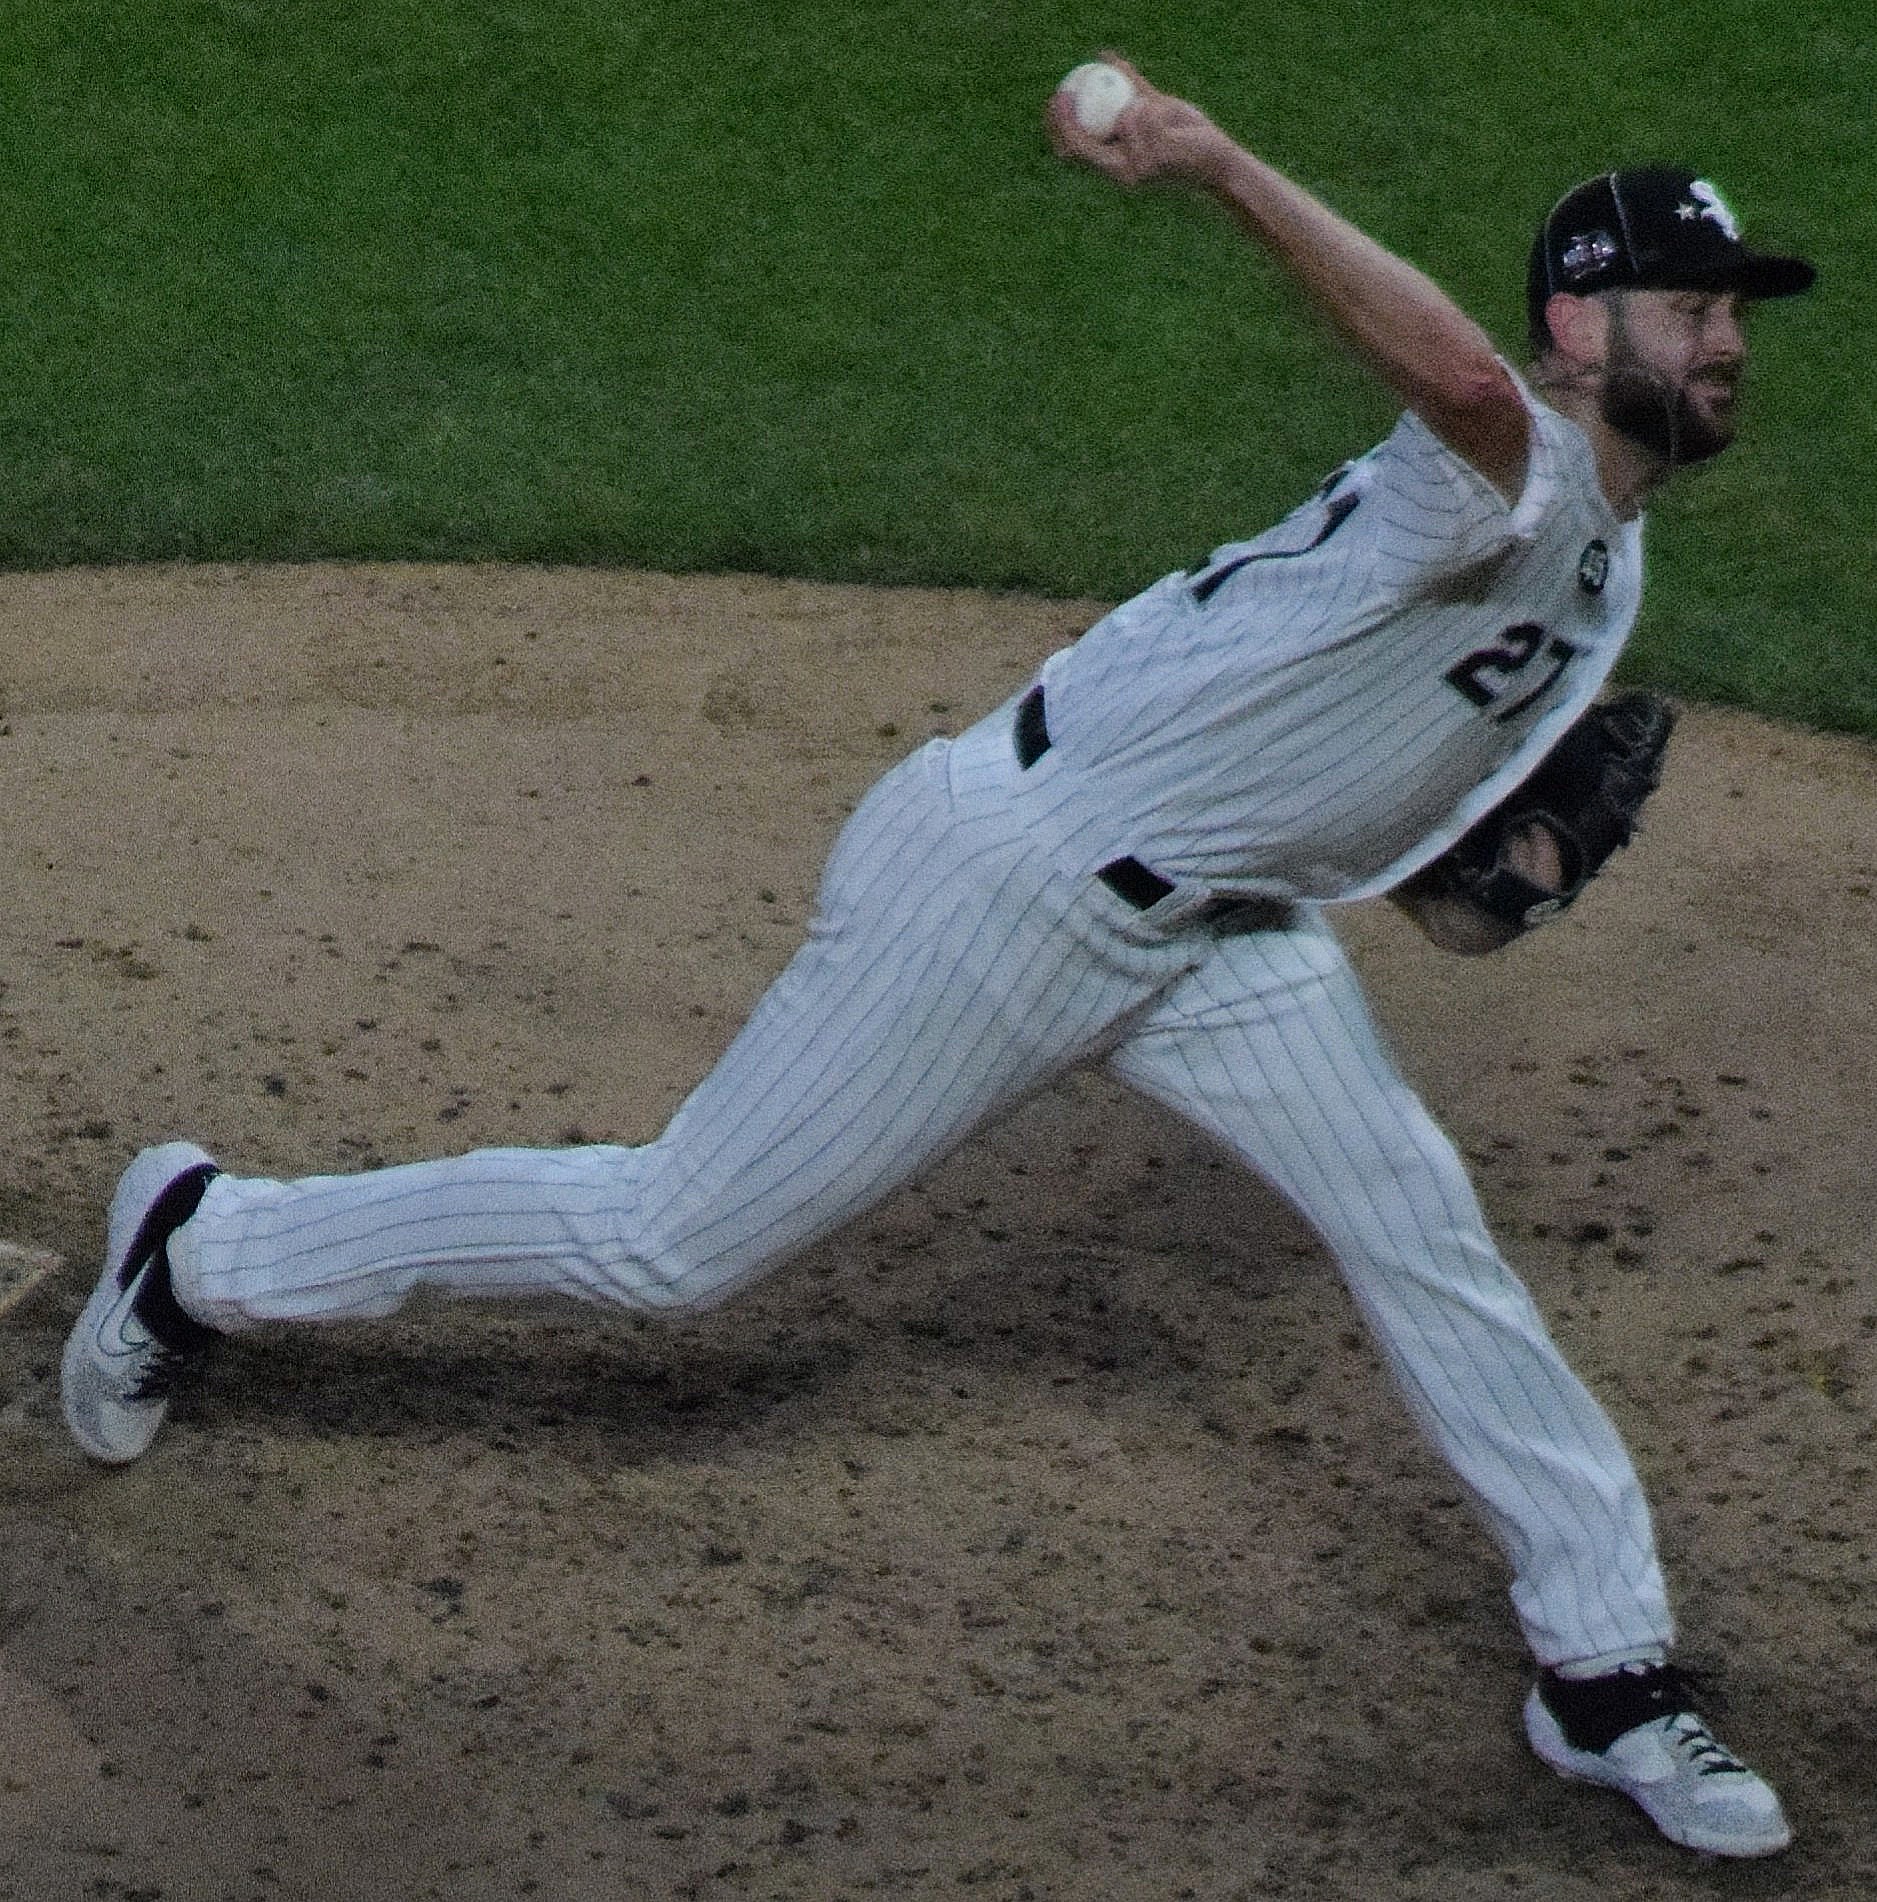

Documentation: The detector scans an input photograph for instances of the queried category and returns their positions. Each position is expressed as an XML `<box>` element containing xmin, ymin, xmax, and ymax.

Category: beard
<box><xmin>1601</xmin><ymin>368</ymin><xmax>1735</xmax><ymax>465</ymax></box>
<box><xmin>1599</xmin><ymin>318</ymin><xmax>1737</xmax><ymax>467</ymax></box>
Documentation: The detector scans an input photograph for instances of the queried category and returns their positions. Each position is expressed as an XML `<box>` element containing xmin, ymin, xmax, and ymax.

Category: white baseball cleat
<box><xmin>61</xmin><ymin>1142</ymin><xmax>223</xmax><ymax>1464</ymax></box>
<box><xmin>1524</xmin><ymin>1661</ymin><xmax>1791</xmax><ymax>1857</ymax></box>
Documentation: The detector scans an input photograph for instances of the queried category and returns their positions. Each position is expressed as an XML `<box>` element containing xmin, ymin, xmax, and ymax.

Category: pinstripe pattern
<box><xmin>1031</xmin><ymin>373</ymin><xmax>1641</xmax><ymax>902</ymax></box>
<box><xmin>1107</xmin><ymin>912</ymin><xmax>1670</xmax><ymax>1664</ymax></box>
<box><xmin>178</xmin><ymin>720</ymin><xmax>1211</xmax><ymax>1324</ymax></box>
<box><xmin>169</xmin><ymin>380</ymin><xmax>1673</xmax><ymax>1666</ymax></box>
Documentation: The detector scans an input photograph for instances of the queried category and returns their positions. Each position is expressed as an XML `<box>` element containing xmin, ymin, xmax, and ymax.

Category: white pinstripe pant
<box><xmin>172</xmin><ymin>699</ymin><xmax>1672</xmax><ymax>1665</ymax></box>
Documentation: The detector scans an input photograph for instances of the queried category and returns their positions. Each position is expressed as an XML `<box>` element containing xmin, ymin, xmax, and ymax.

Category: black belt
<box><xmin>1012</xmin><ymin>684</ymin><xmax>1293</xmax><ymax>932</ymax></box>
<box><xmin>1012</xmin><ymin>684</ymin><xmax>1177</xmax><ymax>910</ymax></box>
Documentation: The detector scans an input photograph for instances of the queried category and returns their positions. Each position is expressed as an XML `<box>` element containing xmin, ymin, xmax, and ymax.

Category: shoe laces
<box><xmin>122</xmin><ymin>1238</ymin><xmax>216</xmax><ymax>1403</ymax></box>
<box><xmin>1620</xmin><ymin>1665</ymin><xmax>1748</xmax><ymax>1777</ymax></box>
<box><xmin>1660</xmin><ymin>1709</ymin><xmax>1748</xmax><ymax>1778</ymax></box>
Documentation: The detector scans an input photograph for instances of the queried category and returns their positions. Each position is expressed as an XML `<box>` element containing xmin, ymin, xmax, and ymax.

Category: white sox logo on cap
<box><xmin>1528</xmin><ymin>167</ymin><xmax>1813</xmax><ymax>345</ymax></box>
<box><xmin>1681</xmin><ymin>181</ymin><xmax>1740</xmax><ymax>240</ymax></box>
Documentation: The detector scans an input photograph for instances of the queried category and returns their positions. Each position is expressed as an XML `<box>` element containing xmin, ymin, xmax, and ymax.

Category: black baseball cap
<box><xmin>1527</xmin><ymin>167</ymin><xmax>1814</xmax><ymax>343</ymax></box>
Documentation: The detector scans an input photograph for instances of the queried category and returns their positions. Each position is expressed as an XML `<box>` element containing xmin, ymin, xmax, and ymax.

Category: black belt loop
<box><xmin>1013</xmin><ymin>683</ymin><xmax>1050</xmax><ymax>769</ymax></box>
<box><xmin>1012</xmin><ymin>682</ymin><xmax>1181</xmax><ymax>915</ymax></box>
<box><xmin>1097</xmin><ymin>857</ymin><xmax>1176</xmax><ymax>909</ymax></box>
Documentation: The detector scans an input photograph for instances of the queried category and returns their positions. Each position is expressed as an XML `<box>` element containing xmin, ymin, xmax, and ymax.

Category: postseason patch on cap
<box><xmin>1530</xmin><ymin>165</ymin><xmax>1816</xmax><ymax>327</ymax></box>
<box><xmin>1560</xmin><ymin>229</ymin><xmax>1620</xmax><ymax>282</ymax></box>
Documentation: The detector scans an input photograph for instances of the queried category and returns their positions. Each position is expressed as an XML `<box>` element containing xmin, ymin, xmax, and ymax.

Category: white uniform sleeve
<box><xmin>1378</xmin><ymin>365</ymin><xmax>1568</xmax><ymax>588</ymax></box>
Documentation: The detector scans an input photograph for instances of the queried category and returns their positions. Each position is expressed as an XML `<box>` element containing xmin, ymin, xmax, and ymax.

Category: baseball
<box><xmin>1057</xmin><ymin>61</ymin><xmax>1136</xmax><ymax>139</ymax></box>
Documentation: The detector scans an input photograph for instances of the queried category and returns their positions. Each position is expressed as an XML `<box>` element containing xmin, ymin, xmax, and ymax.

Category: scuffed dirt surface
<box><xmin>1</xmin><ymin>563</ymin><xmax>1874</xmax><ymax>1901</ymax></box>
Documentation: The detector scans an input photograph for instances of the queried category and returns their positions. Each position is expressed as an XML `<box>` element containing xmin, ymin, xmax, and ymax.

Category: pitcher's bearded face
<box><xmin>1599</xmin><ymin>289</ymin><xmax>1749</xmax><ymax>467</ymax></box>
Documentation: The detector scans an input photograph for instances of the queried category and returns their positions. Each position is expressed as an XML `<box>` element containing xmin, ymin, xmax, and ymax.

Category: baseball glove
<box><xmin>1394</xmin><ymin>691</ymin><xmax>1676</xmax><ymax>955</ymax></box>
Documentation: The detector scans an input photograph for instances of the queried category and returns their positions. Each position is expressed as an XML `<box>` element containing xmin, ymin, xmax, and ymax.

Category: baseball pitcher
<box><xmin>64</xmin><ymin>57</ymin><xmax>1813</xmax><ymax>1859</ymax></box>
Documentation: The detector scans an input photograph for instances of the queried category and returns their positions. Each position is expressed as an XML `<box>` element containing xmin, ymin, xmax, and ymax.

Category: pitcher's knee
<box><xmin>585</xmin><ymin>1205</ymin><xmax>781</xmax><ymax>1317</ymax></box>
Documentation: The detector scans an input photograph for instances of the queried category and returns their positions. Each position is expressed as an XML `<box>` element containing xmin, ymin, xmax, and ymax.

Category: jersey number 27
<box><xmin>1445</xmin><ymin>624</ymin><xmax>1581</xmax><ymax>724</ymax></box>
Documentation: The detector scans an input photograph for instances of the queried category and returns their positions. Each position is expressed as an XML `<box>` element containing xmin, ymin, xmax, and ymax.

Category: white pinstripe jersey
<box><xmin>1025</xmin><ymin>370</ymin><xmax>1643</xmax><ymax>903</ymax></box>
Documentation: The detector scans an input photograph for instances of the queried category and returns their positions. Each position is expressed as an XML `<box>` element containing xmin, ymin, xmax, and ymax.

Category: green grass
<box><xmin>1</xmin><ymin>0</ymin><xmax>1871</xmax><ymax>733</ymax></box>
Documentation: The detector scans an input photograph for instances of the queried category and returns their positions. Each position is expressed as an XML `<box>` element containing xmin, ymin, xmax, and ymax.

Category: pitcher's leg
<box><xmin>173</xmin><ymin>748</ymin><xmax>1176</xmax><ymax>1330</ymax></box>
<box><xmin>1107</xmin><ymin>912</ymin><xmax>1671</xmax><ymax>1667</ymax></box>
<box><xmin>171</xmin><ymin>1143</ymin><xmax>666</xmax><ymax>1326</ymax></box>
